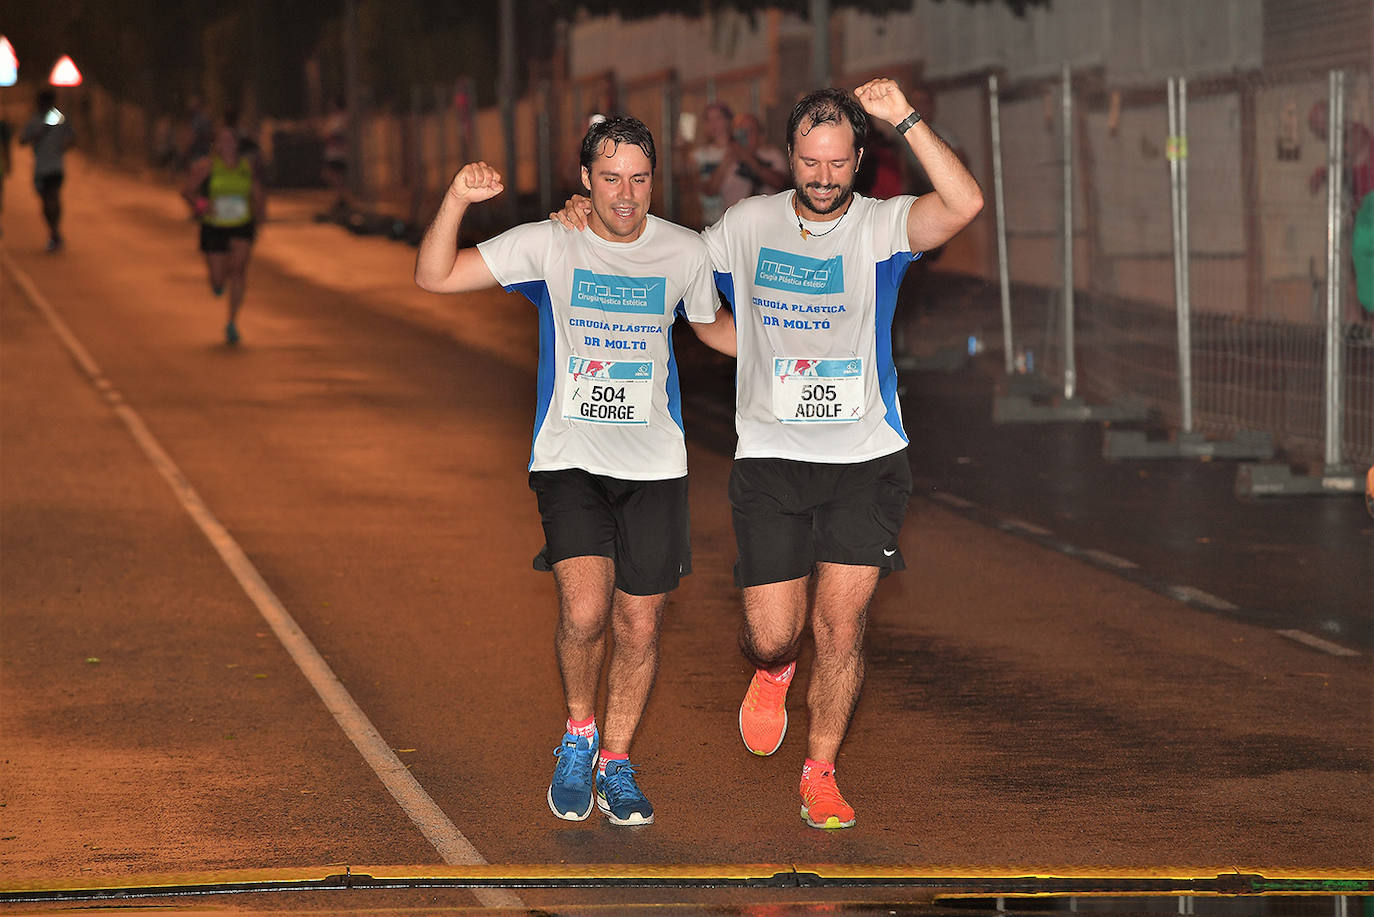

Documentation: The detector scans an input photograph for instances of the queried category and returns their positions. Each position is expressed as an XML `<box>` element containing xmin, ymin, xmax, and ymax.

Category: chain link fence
<box><xmin>995</xmin><ymin>65</ymin><xmax>1372</xmax><ymax>469</ymax></box>
<box><xmin>52</xmin><ymin>58</ymin><xmax>1374</xmax><ymax>472</ymax></box>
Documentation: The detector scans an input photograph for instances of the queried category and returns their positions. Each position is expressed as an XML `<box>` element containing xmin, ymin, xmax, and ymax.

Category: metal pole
<box><xmin>1061</xmin><ymin>62</ymin><xmax>1076</xmax><ymax>401</ymax></box>
<box><xmin>1324</xmin><ymin>68</ymin><xmax>1346</xmax><ymax>467</ymax></box>
<box><xmin>1178</xmin><ymin>77</ymin><xmax>1193</xmax><ymax>432</ymax></box>
<box><xmin>1169</xmin><ymin>77</ymin><xmax>1195</xmax><ymax>432</ymax></box>
<box><xmin>537</xmin><ymin>80</ymin><xmax>552</xmax><ymax>219</ymax></box>
<box><xmin>810</xmin><ymin>0</ymin><xmax>830</xmax><ymax>88</ymax></box>
<box><xmin>343</xmin><ymin>0</ymin><xmax>365</xmax><ymax>203</ymax></box>
<box><xmin>499</xmin><ymin>0</ymin><xmax>518</xmax><ymax>224</ymax></box>
<box><xmin>409</xmin><ymin>84</ymin><xmax>425</xmax><ymax>227</ymax></box>
<box><xmin>989</xmin><ymin>73</ymin><xmax>1014</xmax><ymax>376</ymax></box>
<box><xmin>661</xmin><ymin>77</ymin><xmax>678</xmax><ymax>221</ymax></box>
<box><xmin>433</xmin><ymin>84</ymin><xmax>449</xmax><ymax>183</ymax></box>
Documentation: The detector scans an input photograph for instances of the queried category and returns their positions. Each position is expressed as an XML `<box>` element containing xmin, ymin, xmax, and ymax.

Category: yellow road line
<box><xmin>3</xmin><ymin>864</ymin><xmax>1369</xmax><ymax>900</ymax></box>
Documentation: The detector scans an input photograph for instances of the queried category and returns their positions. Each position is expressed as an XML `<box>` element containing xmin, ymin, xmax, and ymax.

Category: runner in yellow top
<box><xmin>183</xmin><ymin>116</ymin><xmax>266</xmax><ymax>345</ymax></box>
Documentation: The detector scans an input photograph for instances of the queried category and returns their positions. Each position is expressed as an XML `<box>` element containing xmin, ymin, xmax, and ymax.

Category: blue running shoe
<box><xmin>596</xmin><ymin>758</ymin><xmax>654</xmax><ymax>826</ymax></box>
<box><xmin>225</xmin><ymin>322</ymin><xmax>240</xmax><ymax>346</ymax></box>
<box><xmin>547</xmin><ymin>731</ymin><xmax>598</xmax><ymax>821</ymax></box>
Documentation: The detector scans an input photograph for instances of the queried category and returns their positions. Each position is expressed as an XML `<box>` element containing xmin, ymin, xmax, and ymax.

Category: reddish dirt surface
<box><xmin>1</xmin><ymin>155</ymin><xmax>1370</xmax><ymax>913</ymax></box>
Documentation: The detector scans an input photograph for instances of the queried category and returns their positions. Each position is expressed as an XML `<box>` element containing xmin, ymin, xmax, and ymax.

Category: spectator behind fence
<box><xmin>854</xmin><ymin>120</ymin><xmax>905</xmax><ymax>200</ymax></box>
<box><xmin>689</xmin><ymin>102</ymin><xmax>749</xmax><ymax>226</ymax></box>
<box><xmin>322</xmin><ymin>96</ymin><xmax>350</xmax><ymax>215</ymax></box>
<box><xmin>732</xmin><ymin>113</ymin><xmax>790</xmax><ymax>198</ymax></box>
<box><xmin>180</xmin><ymin>94</ymin><xmax>214</xmax><ymax>173</ymax></box>
<box><xmin>1307</xmin><ymin>101</ymin><xmax>1373</xmax><ymax>333</ymax></box>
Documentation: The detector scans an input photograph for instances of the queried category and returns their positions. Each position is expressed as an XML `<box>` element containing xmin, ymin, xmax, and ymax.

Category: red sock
<box><xmin>566</xmin><ymin>715</ymin><xmax>596</xmax><ymax>739</ymax></box>
<box><xmin>801</xmin><ymin>758</ymin><xmax>835</xmax><ymax>784</ymax></box>
<box><xmin>598</xmin><ymin>751</ymin><xmax>628</xmax><ymax>777</ymax></box>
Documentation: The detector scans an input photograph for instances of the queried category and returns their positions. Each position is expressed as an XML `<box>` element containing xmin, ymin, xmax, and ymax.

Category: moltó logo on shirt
<box><xmin>572</xmin><ymin>269</ymin><xmax>667</xmax><ymax>314</ymax></box>
<box><xmin>754</xmin><ymin>247</ymin><xmax>844</xmax><ymax>295</ymax></box>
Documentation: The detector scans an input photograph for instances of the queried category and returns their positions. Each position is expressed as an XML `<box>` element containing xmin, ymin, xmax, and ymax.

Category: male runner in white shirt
<box><xmin>415</xmin><ymin>116</ymin><xmax>735</xmax><ymax>827</ymax></box>
<box><xmin>704</xmin><ymin>78</ymin><xmax>982</xmax><ymax>830</ymax></box>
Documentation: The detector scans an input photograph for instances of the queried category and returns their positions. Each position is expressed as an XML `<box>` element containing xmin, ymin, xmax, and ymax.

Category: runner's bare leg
<box><xmin>740</xmin><ymin>575</ymin><xmax>809</xmax><ymax>671</ymax></box>
<box><xmin>551</xmin><ymin>555</ymin><xmax>614</xmax><ymax>723</ymax></box>
<box><xmin>806</xmin><ymin>561</ymin><xmax>878</xmax><ymax>763</ymax></box>
<box><xmin>226</xmin><ymin>237</ymin><xmax>252</xmax><ymax>326</ymax></box>
<box><xmin>600</xmin><ymin>590</ymin><xmax>668</xmax><ymax>754</ymax></box>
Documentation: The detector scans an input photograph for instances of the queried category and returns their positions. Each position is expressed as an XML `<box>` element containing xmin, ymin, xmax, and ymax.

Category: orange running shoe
<box><xmin>739</xmin><ymin>666</ymin><xmax>791</xmax><ymax>756</ymax></box>
<box><xmin>800</xmin><ymin>767</ymin><xmax>856</xmax><ymax>829</ymax></box>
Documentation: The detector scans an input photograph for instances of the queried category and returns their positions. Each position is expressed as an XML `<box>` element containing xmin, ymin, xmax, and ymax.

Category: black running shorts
<box><xmin>199</xmin><ymin>221</ymin><xmax>257</xmax><ymax>253</ymax></box>
<box><xmin>728</xmin><ymin>451</ymin><xmax>912</xmax><ymax>588</ymax></box>
<box><xmin>529</xmin><ymin>469</ymin><xmax>692</xmax><ymax>597</ymax></box>
<box><xmin>34</xmin><ymin>172</ymin><xmax>64</xmax><ymax>196</ymax></box>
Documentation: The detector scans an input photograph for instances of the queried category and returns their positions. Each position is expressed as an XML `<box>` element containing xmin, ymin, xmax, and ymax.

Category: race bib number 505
<box><xmin>772</xmin><ymin>358</ymin><xmax>864</xmax><ymax>423</ymax></box>
<box><xmin>562</xmin><ymin>358</ymin><xmax>653</xmax><ymax>425</ymax></box>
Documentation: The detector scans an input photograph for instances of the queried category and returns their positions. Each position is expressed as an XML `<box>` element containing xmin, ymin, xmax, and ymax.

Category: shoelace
<box><xmin>744</xmin><ymin>673</ymin><xmax>788</xmax><ymax>712</ymax></box>
<box><xmin>602</xmin><ymin>762</ymin><xmax>643</xmax><ymax>802</ymax></box>
<box><xmin>553</xmin><ymin>740</ymin><xmax>594</xmax><ymax>786</ymax></box>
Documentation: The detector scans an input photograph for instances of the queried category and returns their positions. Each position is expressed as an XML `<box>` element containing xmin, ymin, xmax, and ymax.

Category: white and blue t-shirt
<box><xmin>477</xmin><ymin>216</ymin><xmax>719</xmax><ymax>480</ymax></box>
<box><xmin>702</xmin><ymin>190</ymin><xmax>919</xmax><ymax>463</ymax></box>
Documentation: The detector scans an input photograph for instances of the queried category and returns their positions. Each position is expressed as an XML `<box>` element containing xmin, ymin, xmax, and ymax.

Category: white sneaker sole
<box><xmin>597</xmin><ymin>795</ymin><xmax>654</xmax><ymax>826</ymax></box>
<box><xmin>739</xmin><ymin>702</ymin><xmax>787</xmax><ymax>756</ymax></box>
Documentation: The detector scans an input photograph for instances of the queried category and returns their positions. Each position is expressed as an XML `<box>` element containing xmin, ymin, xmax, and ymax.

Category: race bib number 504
<box><xmin>562</xmin><ymin>358</ymin><xmax>653</xmax><ymax>425</ymax></box>
<box><xmin>772</xmin><ymin>358</ymin><xmax>864</xmax><ymax>423</ymax></box>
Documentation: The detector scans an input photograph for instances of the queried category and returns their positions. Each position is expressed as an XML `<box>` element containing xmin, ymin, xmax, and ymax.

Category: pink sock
<box><xmin>801</xmin><ymin>758</ymin><xmax>835</xmax><ymax>783</ymax></box>
<box><xmin>566</xmin><ymin>715</ymin><xmax>596</xmax><ymax>739</ymax></box>
<box><xmin>762</xmin><ymin>661</ymin><xmax>796</xmax><ymax>684</ymax></box>
<box><xmin>598</xmin><ymin>751</ymin><xmax>628</xmax><ymax>777</ymax></box>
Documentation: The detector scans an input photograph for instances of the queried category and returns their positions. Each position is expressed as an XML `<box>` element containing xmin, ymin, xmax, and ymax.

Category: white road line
<box><xmin>927</xmin><ymin>491</ymin><xmax>974</xmax><ymax>509</ymax></box>
<box><xmin>5</xmin><ymin>252</ymin><xmax>522</xmax><ymax>909</ymax></box>
<box><xmin>998</xmin><ymin>516</ymin><xmax>1053</xmax><ymax>537</ymax></box>
<box><xmin>1165</xmin><ymin>585</ymin><xmax>1239</xmax><ymax>612</ymax></box>
<box><xmin>1078</xmin><ymin>548</ymin><xmax>1139</xmax><ymax>570</ymax></box>
<box><xmin>1275</xmin><ymin>629</ymin><xmax>1361</xmax><ymax>657</ymax></box>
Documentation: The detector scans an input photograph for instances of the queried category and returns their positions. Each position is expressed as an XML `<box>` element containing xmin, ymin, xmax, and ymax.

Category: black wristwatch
<box><xmin>895</xmin><ymin>110</ymin><xmax>922</xmax><ymax>134</ymax></box>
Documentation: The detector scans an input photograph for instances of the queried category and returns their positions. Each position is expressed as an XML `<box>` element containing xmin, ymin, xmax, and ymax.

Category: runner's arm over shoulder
<box><xmin>677</xmin><ymin>233</ymin><xmax>736</xmax><ymax>356</ymax></box>
<box><xmin>549</xmin><ymin>194</ymin><xmax>591</xmax><ymax>231</ymax></box>
<box><xmin>691</xmin><ymin>305</ymin><xmax>737</xmax><ymax>357</ymax></box>
<box><xmin>415</xmin><ymin>161</ymin><xmax>503</xmax><ymax>293</ymax></box>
